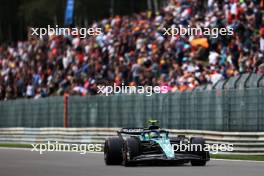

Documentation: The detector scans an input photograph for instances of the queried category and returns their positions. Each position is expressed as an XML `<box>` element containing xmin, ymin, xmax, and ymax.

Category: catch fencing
<box><xmin>0</xmin><ymin>73</ymin><xmax>263</xmax><ymax>132</ymax></box>
<box><xmin>0</xmin><ymin>97</ymin><xmax>63</xmax><ymax>127</ymax></box>
<box><xmin>67</xmin><ymin>88</ymin><xmax>264</xmax><ymax>131</ymax></box>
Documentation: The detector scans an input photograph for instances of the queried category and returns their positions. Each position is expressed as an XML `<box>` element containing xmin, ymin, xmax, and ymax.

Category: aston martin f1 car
<box><xmin>104</xmin><ymin>122</ymin><xmax>210</xmax><ymax>166</ymax></box>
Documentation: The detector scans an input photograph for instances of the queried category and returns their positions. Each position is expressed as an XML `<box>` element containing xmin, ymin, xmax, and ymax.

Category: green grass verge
<box><xmin>0</xmin><ymin>143</ymin><xmax>32</xmax><ymax>148</ymax></box>
<box><xmin>211</xmin><ymin>154</ymin><xmax>264</xmax><ymax>161</ymax></box>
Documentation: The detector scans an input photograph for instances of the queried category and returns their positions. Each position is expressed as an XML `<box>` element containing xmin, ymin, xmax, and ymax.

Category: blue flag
<box><xmin>64</xmin><ymin>0</ymin><xmax>74</xmax><ymax>26</ymax></box>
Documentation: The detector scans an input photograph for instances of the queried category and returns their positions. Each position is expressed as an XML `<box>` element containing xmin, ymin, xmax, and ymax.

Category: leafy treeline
<box><xmin>0</xmin><ymin>0</ymin><xmax>164</xmax><ymax>42</ymax></box>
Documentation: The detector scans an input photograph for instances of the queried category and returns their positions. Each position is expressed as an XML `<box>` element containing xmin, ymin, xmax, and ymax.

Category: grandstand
<box><xmin>0</xmin><ymin>0</ymin><xmax>263</xmax><ymax>100</ymax></box>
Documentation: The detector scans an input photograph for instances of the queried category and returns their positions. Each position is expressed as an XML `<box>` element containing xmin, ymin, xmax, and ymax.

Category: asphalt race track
<box><xmin>0</xmin><ymin>148</ymin><xmax>263</xmax><ymax>176</ymax></box>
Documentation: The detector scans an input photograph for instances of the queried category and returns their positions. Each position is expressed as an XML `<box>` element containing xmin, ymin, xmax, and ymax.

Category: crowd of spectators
<box><xmin>0</xmin><ymin>0</ymin><xmax>264</xmax><ymax>100</ymax></box>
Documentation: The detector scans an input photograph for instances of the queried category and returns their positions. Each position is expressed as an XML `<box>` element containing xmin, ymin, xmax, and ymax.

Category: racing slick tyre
<box><xmin>104</xmin><ymin>137</ymin><xmax>123</xmax><ymax>165</ymax></box>
<box><xmin>190</xmin><ymin>137</ymin><xmax>209</xmax><ymax>166</ymax></box>
<box><xmin>122</xmin><ymin>138</ymin><xmax>140</xmax><ymax>167</ymax></box>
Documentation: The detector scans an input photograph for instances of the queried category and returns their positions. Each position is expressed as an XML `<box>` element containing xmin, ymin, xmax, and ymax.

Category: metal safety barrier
<box><xmin>0</xmin><ymin>128</ymin><xmax>264</xmax><ymax>155</ymax></box>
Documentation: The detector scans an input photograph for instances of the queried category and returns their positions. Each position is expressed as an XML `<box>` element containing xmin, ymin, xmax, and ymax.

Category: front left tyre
<box><xmin>122</xmin><ymin>138</ymin><xmax>140</xmax><ymax>167</ymax></box>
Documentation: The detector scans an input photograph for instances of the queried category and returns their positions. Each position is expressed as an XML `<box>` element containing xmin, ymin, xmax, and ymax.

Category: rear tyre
<box><xmin>190</xmin><ymin>137</ymin><xmax>209</xmax><ymax>166</ymax></box>
<box><xmin>104</xmin><ymin>137</ymin><xmax>123</xmax><ymax>165</ymax></box>
<box><xmin>122</xmin><ymin>138</ymin><xmax>140</xmax><ymax>167</ymax></box>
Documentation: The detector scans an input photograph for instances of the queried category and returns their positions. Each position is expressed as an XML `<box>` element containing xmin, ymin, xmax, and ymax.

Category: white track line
<box><xmin>211</xmin><ymin>158</ymin><xmax>264</xmax><ymax>163</ymax></box>
<box><xmin>0</xmin><ymin>147</ymin><xmax>30</xmax><ymax>151</ymax></box>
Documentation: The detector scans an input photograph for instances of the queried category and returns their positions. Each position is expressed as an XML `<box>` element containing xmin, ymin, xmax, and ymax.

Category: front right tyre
<box><xmin>104</xmin><ymin>137</ymin><xmax>123</xmax><ymax>165</ymax></box>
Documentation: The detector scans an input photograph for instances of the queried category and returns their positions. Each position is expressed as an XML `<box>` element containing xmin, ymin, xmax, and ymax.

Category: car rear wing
<box><xmin>117</xmin><ymin>128</ymin><xmax>144</xmax><ymax>135</ymax></box>
<box><xmin>117</xmin><ymin>128</ymin><xmax>169</xmax><ymax>135</ymax></box>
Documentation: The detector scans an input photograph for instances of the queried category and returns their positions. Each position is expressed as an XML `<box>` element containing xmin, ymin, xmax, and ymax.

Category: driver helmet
<box><xmin>149</xmin><ymin>131</ymin><xmax>159</xmax><ymax>138</ymax></box>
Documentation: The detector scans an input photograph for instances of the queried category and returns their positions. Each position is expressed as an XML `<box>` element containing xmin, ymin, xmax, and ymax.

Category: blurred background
<box><xmin>0</xmin><ymin>0</ymin><xmax>264</xmax><ymax>159</ymax></box>
<box><xmin>0</xmin><ymin>0</ymin><xmax>167</xmax><ymax>42</ymax></box>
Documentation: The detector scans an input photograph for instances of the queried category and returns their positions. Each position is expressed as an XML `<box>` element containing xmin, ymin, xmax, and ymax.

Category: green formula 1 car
<box><xmin>104</xmin><ymin>120</ymin><xmax>210</xmax><ymax>166</ymax></box>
